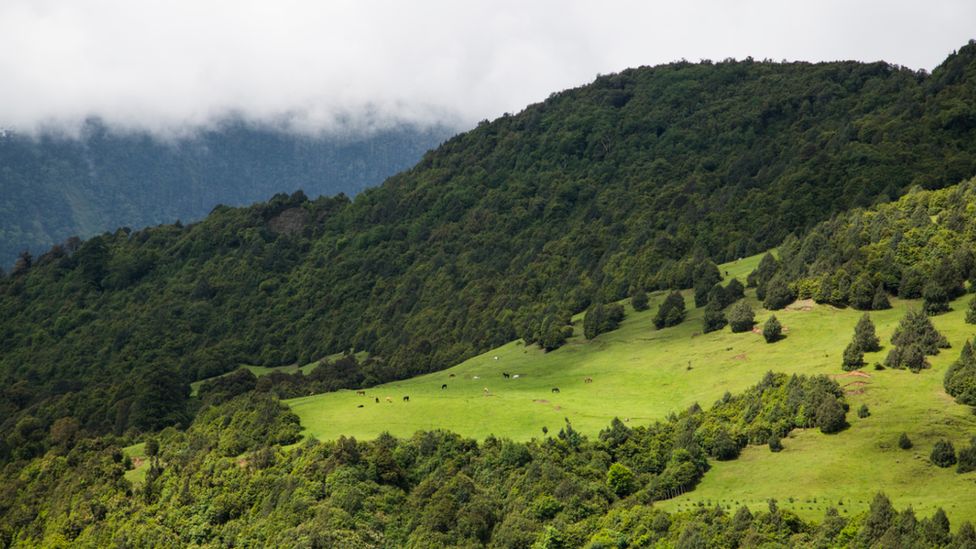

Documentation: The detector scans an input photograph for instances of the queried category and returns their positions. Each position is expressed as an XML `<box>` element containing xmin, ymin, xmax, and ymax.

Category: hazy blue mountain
<box><xmin>0</xmin><ymin>120</ymin><xmax>454</xmax><ymax>266</ymax></box>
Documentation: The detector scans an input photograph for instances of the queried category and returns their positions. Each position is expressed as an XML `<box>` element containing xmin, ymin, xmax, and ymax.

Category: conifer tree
<box><xmin>630</xmin><ymin>289</ymin><xmax>649</xmax><ymax>312</ymax></box>
<box><xmin>654</xmin><ymin>291</ymin><xmax>686</xmax><ymax>329</ymax></box>
<box><xmin>763</xmin><ymin>276</ymin><xmax>796</xmax><ymax>310</ymax></box>
<box><xmin>725</xmin><ymin>278</ymin><xmax>745</xmax><ymax>302</ymax></box>
<box><xmin>763</xmin><ymin>315</ymin><xmax>782</xmax><ymax>343</ymax></box>
<box><xmin>850</xmin><ymin>273</ymin><xmax>875</xmax><ymax>310</ymax></box>
<box><xmin>854</xmin><ymin>314</ymin><xmax>881</xmax><ymax>352</ymax></box>
<box><xmin>728</xmin><ymin>301</ymin><xmax>755</xmax><ymax>333</ymax></box>
<box><xmin>931</xmin><ymin>440</ymin><xmax>957</xmax><ymax>468</ymax></box>
<box><xmin>966</xmin><ymin>295</ymin><xmax>976</xmax><ymax>324</ymax></box>
<box><xmin>871</xmin><ymin>285</ymin><xmax>891</xmax><ymax>310</ymax></box>
<box><xmin>842</xmin><ymin>342</ymin><xmax>864</xmax><ymax>371</ymax></box>
<box><xmin>702</xmin><ymin>297</ymin><xmax>728</xmax><ymax>334</ymax></box>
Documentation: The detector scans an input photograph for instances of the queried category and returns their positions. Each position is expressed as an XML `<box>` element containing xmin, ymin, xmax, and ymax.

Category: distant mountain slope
<box><xmin>3</xmin><ymin>42</ymin><xmax>976</xmax><ymax>448</ymax></box>
<box><xmin>0</xmin><ymin>121</ymin><xmax>452</xmax><ymax>266</ymax></box>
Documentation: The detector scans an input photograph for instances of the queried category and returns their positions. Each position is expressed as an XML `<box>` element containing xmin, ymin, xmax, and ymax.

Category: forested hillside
<box><xmin>3</xmin><ymin>42</ymin><xmax>976</xmax><ymax>458</ymax></box>
<box><xmin>0</xmin><ymin>120</ymin><xmax>451</xmax><ymax>266</ymax></box>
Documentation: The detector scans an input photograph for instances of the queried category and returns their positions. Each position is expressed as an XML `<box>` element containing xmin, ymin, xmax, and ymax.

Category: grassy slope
<box><xmin>286</xmin><ymin>252</ymin><xmax>976</xmax><ymax>524</ymax></box>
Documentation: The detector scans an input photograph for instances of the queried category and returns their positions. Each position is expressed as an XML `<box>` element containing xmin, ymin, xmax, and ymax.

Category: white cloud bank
<box><xmin>0</xmin><ymin>0</ymin><xmax>973</xmax><ymax>136</ymax></box>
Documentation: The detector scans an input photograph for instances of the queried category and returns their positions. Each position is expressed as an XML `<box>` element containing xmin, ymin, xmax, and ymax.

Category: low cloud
<box><xmin>1</xmin><ymin>0</ymin><xmax>973</xmax><ymax>137</ymax></box>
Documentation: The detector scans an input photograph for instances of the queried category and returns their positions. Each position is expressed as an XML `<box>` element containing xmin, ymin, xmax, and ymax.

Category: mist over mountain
<box><xmin>0</xmin><ymin>120</ymin><xmax>454</xmax><ymax>266</ymax></box>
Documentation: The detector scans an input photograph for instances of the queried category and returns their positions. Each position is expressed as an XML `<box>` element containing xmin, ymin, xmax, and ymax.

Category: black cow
<box><xmin>441</xmin><ymin>384</ymin><xmax>447</xmax><ymax>389</ymax></box>
<box><xmin>551</xmin><ymin>387</ymin><xmax>560</xmax><ymax>393</ymax></box>
<box><xmin>403</xmin><ymin>395</ymin><xmax>410</xmax><ymax>402</ymax></box>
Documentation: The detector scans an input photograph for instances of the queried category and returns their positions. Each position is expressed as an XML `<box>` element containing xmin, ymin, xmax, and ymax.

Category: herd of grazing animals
<box><xmin>349</xmin><ymin>366</ymin><xmax>594</xmax><ymax>407</ymax></box>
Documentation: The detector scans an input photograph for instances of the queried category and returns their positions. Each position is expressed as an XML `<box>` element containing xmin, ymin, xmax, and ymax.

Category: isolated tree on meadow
<box><xmin>815</xmin><ymin>397</ymin><xmax>846</xmax><ymax>434</ymax></box>
<box><xmin>763</xmin><ymin>316</ymin><xmax>782</xmax><ymax>343</ymax></box>
<box><xmin>944</xmin><ymin>339</ymin><xmax>976</xmax><ymax>405</ymax></box>
<box><xmin>854</xmin><ymin>314</ymin><xmax>881</xmax><ymax>352</ymax></box>
<box><xmin>885</xmin><ymin>309</ymin><xmax>949</xmax><ymax>370</ymax></box>
<box><xmin>654</xmin><ymin>291</ymin><xmax>686</xmax><ymax>329</ymax></box>
<box><xmin>728</xmin><ymin>301</ymin><xmax>755</xmax><ymax>333</ymax></box>
<box><xmin>842</xmin><ymin>342</ymin><xmax>864</xmax><ymax>371</ymax></box>
<box><xmin>898</xmin><ymin>432</ymin><xmax>913</xmax><ymax>450</ymax></box>
<box><xmin>931</xmin><ymin>440</ymin><xmax>957</xmax><ymax>468</ymax></box>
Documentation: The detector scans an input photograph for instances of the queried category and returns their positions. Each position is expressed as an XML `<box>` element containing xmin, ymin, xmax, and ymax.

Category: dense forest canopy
<box><xmin>0</xmin><ymin>120</ymin><xmax>451</xmax><ymax>266</ymax></box>
<box><xmin>3</xmin><ymin>42</ymin><xmax>976</xmax><ymax>455</ymax></box>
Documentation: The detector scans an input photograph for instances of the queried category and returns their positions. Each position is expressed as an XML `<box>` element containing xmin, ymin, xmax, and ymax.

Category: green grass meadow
<box><xmin>284</xmin><ymin>252</ymin><xmax>976</xmax><ymax>524</ymax></box>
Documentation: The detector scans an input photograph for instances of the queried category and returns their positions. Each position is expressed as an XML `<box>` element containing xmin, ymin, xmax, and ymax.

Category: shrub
<box><xmin>898</xmin><ymin>433</ymin><xmax>913</xmax><ymax>450</ymax></box>
<box><xmin>957</xmin><ymin>444</ymin><xmax>976</xmax><ymax>474</ymax></box>
<box><xmin>728</xmin><ymin>301</ymin><xmax>755</xmax><ymax>333</ymax></box>
<box><xmin>857</xmin><ymin>404</ymin><xmax>870</xmax><ymax>418</ymax></box>
<box><xmin>762</xmin><ymin>316</ymin><xmax>782</xmax><ymax>343</ymax></box>
<box><xmin>967</xmin><ymin>295</ymin><xmax>976</xmax><ymax>324</ymax></box>
<box><xmin>702</xmin><ymin>306</ymin><xmax>727</xmax><ymax>334</ymax></box>
<box><xmin>854</xmin><ymin>314</ymin><xmax>881</xmax><ymax>352</ymax></box>
<box><xmin>871</xmin><ymin>286</ymin><xmax>891</xmax><ymax>310</ymax></box>
<box><xmin>654</xmin><ymin>291</ymin><xmax>686</xmax><ymax>329</ymax></box>
<box><xmin>768</xmin><ymin>435</ymin><xmax>783</xmax><ymax>452</ymax></box>
<box><xmin>931</xmin><ymin>440</ymin><xmax>957</xmax><ymax>468</ymax></box>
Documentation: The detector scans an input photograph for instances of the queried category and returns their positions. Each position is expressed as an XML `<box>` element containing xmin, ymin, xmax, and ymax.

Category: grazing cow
<box><xmin>473</xmin><ymin>375</ymin><xmax>480</xmax><ymax>379</ymax></box>
<box><xmin>551</xmin><ymin>387</ymin><xmax>560</xmax><ymax>393</ymax></box>
<box><xmin>357</xmin><ymin>404</ymin><xmax>364</xmax><ymax>408</ymax></box>
<box><xmin>441</xmin><ymin>384</ymin><xmax>448</xmax><ymax>390</ymax></box>
<box><xmin>386</xmin><ymin>397</ymin><xmax>392</xmax><ymax>403</ymax></box>
<box><xmin>503</xmin><ymin>372</ymin><xmax>510</xmax><ymax>379</ymax></box>
<box><xmin>584</xmin><ymin>377</ymin><xmax>593</xmax><ymax>384</ymax></box>
<box><xmin>375</xmin><ymin>397</ymin><xmax>379</xmax><ymax>403</ymax></box>
<box><xmin>356</xmin><ymin>390</ymin><xmax>366</xmax><ymax>396</ymax></box>
<box><xmin>449</xmin><ymin>373</ymin><xmax>455</xmax><ymax>378</ymax></box>
<box><xmin>403</xmin><ymin>395</ymin><xmax>410</xmax><ymax>402</ymax></box>
<box><xmin>512</xmin><ymin>374</ymin><xmax>520</xmax><ymax>379</ymax></box>
<box><xmin>494</xmin><ymin>356</ymin><xmax>499</xmax><ymax>360</ymax></box>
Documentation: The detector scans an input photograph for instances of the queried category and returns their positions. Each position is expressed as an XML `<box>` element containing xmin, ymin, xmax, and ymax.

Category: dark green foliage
<box><xmin>630</xmin><ymin>289</ymin><xmax>649</xmax><ymax>311</ymax></box>
<box><xmin>762</xmin><ymin>316</ymin><xmax>782</xmax><ymax>343</ymax></box>
<box><xmin>924</xmin><ymin>508</ymin><xmax>951</xmax><ymax>547</ymax></box>
<box><xmin>898</xmin><ymin>432</ymin><xmax>913</xmax><ymax>450</ymax></box>
<box><xmin>694</xmin><ymin>279</ymin><xmax>714</xmax><ymax>308</ymax></box>
<box><xmin>854</xmin><ymin>314</ymin><xmax>881</xmax><ymax>353</ymax></box>
<box><xmin>857</xmin><ymin>404</ymin><xmax>871</xmax><ymax>418</ymax></box>
<box><xmin>768</xmin><ymin>435</ymin><xmax>783</xmax><ymax>452</ymax></box>
<box><xmin>966</xmin><ymin>295</ymin><xmax>976</xmax><ymax>324</ymax></box>
<box><xmin>747</xmin><ymin>253</ymin><xmax>778</xmax><ymax>292</ymax></box>
<box><xmin>725</xmin><ymin>278</ymin><xmax>745</xmax><ymax>302</ymax></box>
<box><xmin>762</xmin><ymin>276</ymin><xmax>795</xmax><ymax>310</ymax></box>
<box><xmin>584</xmin><ymin>302</ymin><xmax>625</xmax><ymax>339</ymax></box>
<box><xmin>885</xmin><ymin>310</ymin><xmax>949</xmax><ymax>371</ymax></box>
<box><xmin>728</xmin><ymin>301</ymin><xmax>755</xmax><ymax>333</ymax></box>
<box><xmin>842</xmin><ymin>342</ymin><xmax>864</xmax><ymax>371</ymax></box>
<box><xmin>945</xmin><ymin>340</ymin><xmax>976</xmax><ymax>405</ymax></box>
<box><xmin>899</xmin><ymin>268</ymin><xmax>925</xmax><ymax>299</ymax></box>
<box><xmin>872</xmin><ymin>285</ymin><xmax>891</xmax><ymax>310</ymax></box>
<box><xmin>702</xmin><ymin>300</ymin><xmax>728</xmax><ymax>334</ymax></box>
<box><xmin>815</xmin><ymin>397</ymin><xmax>847</xmax><ymax>434</ymax></box>
<box><xmin>850</xmin><ymin>273</ymin><xmax>875</xmax><ymax>310</ymax></box>
<box><xmin>654</xmin><ymin>292</ymin><xmax>686</xmax><ymax>329</ymax></box>
<box><xmin>931</xmin><ymin>440</ymin><xmax>957</xmax><ymax>468</ymax></box>
<box><xmin>606</xmin><ymin>462</ymin><xmax>637</xmax><ymax>497</ymax></box>
<box><xmin>956</xmin><ymin>442</ymin><xmax>976</xmax><ymax>473</ymax></box>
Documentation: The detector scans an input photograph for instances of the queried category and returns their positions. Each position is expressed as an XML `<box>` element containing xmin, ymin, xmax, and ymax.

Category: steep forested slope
<box><xmin>0</xmin><ymin>120</ymin><xmax>451</xmax><ymax>266</ymax></box>
<box><xmin>3</xmin><ymin>43</ymin><xmax>976</xmax><ymax>452</ymax></box>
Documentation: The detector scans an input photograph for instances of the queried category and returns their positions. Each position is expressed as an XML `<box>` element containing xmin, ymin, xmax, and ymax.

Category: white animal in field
<box><xmin>493</xmin><ymin>356</ymin><xmax>498</xmax><ymax>360</ymax></box>
<box><xmin>473</xmin><ymin>375</ymin><xmax>479</xmax><ymax>379</ymax></box>
<box><xmin>512</xmin><ymin>374</ymin><xmax>520</xmax><ymax>379</ymax></box>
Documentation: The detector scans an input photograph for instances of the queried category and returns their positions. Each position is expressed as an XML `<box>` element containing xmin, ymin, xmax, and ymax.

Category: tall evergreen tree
<box><xmin>725</xmin><ymin>278</ymin><xmax>745</xmax><ymax>302</ymax></box>
<box><xmin>763</xmin><ymin>315</ymin><xmax>783</xmax><ymax>343</ymax></box>
<box><xmin>762</xmin><ymin>276</ymin><xmax>796</xmax><ymax>310</ymax></box>
<box><xmin>871</xmin><ymin>285</ymin><xmax>891</xmax><ymax>310</ymax></box>
<box><xmin>854</xmin><ymin>314</ymin><xmax>881</xmax><ymax>352</ymax></box>
<box><xmin>728</xmin><ymin>301</ymin><xmax>755</xmax><ymax>333</ymax></box>
<box><xmin>702</xmin><ymin>298</ymin><xmax>728</xmax><ymax>334</ymax></box>
<box><xmin>850</xmin><ymin>273</ymin><xmax>875</xmax><ymax>310</ymax></box>
<box><xmin>966</xmin><ymin>295</ymin><xmax>976</xmax><ymax>324</ymax></box>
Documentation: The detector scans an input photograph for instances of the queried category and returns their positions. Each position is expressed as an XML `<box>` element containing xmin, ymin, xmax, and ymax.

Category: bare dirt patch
<box><xmin>834</xmin><ymin>370</ymin><xmax>871</xmax><ymax>379</ymax></box>
<box><xmin>733</xmin><ymin>353</ymin><xmax>748</xmax><ymax>361</ymax></box>
<box><xmin>786</xmin><ymin>299</ymin><xmax>816</xmax><ymax>311</ymax></box>
<box><xmin>533</xmin><ymin>399</ymin><xmax>549</xmax><ymax>404</ymax></box>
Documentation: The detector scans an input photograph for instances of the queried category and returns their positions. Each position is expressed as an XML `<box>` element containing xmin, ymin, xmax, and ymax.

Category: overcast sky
<box><xmin>1</xmin><ymin>0</ymin><xmax>973</xmax><ymax>137</ymax></box>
